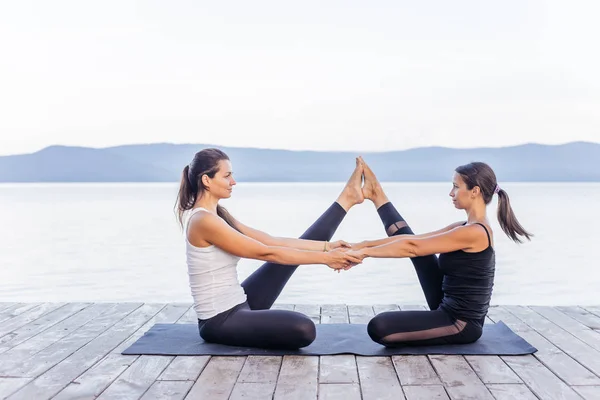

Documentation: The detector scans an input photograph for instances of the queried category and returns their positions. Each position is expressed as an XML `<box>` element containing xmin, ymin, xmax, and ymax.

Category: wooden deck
<box><xmin>0</xmin><ymin>303</ymin><xmax>600</xmax><ymax>399</ymax></box>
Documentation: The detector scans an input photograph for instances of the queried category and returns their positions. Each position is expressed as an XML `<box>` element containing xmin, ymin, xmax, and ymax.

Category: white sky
<box><xmin>1</xmin><ymin>0</ymin><xmax>599</xmax><ymax>155</ymax></box>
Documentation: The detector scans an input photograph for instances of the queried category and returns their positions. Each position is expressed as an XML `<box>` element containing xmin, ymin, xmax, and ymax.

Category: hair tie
<box><xmin>494</xmin><ymin>184</ymin><xmax>501</xmax><ymax>194</ymax></box>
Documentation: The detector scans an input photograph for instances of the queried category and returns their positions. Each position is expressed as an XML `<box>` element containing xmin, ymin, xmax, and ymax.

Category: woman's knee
<box><xmin>367</xmin><ymin>313</ymin><xmax>391</xmax><ymax>344</ymax></box>
<box><xmin>292</xmin><ymin>316</ymin><xmax>316</xmax><ymax>348</ymax></box>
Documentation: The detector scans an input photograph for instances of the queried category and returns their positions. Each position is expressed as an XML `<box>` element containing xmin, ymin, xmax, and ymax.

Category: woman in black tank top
<box><xmin>347</xmin><ymin>158</ymin><xmax>532</xmax><ymax>347</ymax></box>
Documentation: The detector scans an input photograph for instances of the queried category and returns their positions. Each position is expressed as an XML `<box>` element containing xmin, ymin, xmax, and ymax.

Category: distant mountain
<box><xmin>0</xmin><ymin>142</ymin><xmax>599</xmax><ymax>182</ymax></box>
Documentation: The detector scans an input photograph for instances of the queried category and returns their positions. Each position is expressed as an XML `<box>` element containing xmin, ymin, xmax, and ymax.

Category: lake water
<box><xmin>0</xmin><ymin>182</ymin><xmax>598</xmax><ymax>306</ymax></box>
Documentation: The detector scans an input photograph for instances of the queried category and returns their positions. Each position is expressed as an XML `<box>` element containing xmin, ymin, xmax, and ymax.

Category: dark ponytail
<box><xmin>496</xmin><ymin>188</ymin><xmax>532</xmax><ymax>243</ymax></box>
<box><xmin>455</xmin><ymin>162</ymin><xmax>532</xmax><ymax>244</ymax></box>
<box><xmin>175</xmin><ymin>165</ymin><xmax>196</xmax><ymax>228</ymax></box>
<box><xmin>175</xmin><ymin>148</ymin><xmax>240</xmax><ymax>232</ymax></box>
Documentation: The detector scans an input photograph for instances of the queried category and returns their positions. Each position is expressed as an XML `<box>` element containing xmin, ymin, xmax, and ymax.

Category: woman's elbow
<box><xmin>401</xmin><ymin>241</ymin><xmax>420</xmax><ymax>258</ymax></box>
<box><xmin>255</xmin><ymin>247</ymin><xmax>280</xmax><ymax>262</ymax></box>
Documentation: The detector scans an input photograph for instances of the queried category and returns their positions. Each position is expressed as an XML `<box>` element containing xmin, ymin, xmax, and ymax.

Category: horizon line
<box><xmin>3</xmin><ymin>139</ymin><xmax>599</xmax><ymax>157</ymax></box>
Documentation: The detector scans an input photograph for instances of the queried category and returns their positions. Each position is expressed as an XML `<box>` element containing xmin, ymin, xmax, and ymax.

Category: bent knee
<box><xmin>293</xmin><ymin>317</ymin><xmax>316</xmax><ymax>348</ymax></box>
<box><xmin>367</xmin><ymin>313</ymin><xmax>390</xmax><ymax>344</ymax></box>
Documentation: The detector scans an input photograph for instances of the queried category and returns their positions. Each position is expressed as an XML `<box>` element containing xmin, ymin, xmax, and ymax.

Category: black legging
<box><xmin>198</xmin><ymin>202</ymin><xmax>346</xmax><ymax>349</ymax></box>
<box><xmin>367</xmin><ymin>202</ymin><xmax>483</xmax><ymax>347</ymax></box>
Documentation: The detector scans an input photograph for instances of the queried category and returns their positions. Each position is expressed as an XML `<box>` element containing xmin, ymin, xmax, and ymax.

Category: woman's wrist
<box><xmin>352</xmin><ymin>241</ymin><xmax>366</xmax><ymax>251</ymax></box>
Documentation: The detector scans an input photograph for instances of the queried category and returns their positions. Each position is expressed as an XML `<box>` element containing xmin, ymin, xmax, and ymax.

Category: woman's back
<box><xmin>185</xmin><ymin>208</ymin><xmax>247</xmax><ymax>319</ymax></box>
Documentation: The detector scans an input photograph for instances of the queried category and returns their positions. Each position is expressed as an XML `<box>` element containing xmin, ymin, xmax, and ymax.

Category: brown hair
<box><xmin>455</xmin><ymin>162</ymin><xmax>532</xmax><ymax>243</ymax></box>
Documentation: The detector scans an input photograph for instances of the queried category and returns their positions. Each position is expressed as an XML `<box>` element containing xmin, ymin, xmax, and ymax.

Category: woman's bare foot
<box><xmin>336</xmin><ymin>158</ymin><xmax>364</xmax><ymax>212</ymax></box>
<box><xmin>359</xmin><ymin>156</ymin><xmax>389</xmax><ymax>208</ymax></box>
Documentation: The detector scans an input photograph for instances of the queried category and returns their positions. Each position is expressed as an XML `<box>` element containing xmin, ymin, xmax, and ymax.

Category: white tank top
<box><xmin>185</xmin><ymin>207</ymin><xmax>247</xmax><ymax>319</ymax></box>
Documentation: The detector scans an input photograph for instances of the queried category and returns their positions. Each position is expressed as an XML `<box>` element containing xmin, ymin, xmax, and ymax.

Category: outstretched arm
<box><xmin>233</xmin><ymin>218</ymin><xmax>348</xmax><ymax>251</ymax></box>
<box><xmin>355</xmin><ymin>225</ymin><xmax>485</xmax><ymax>259</ymax></box>
<box><xmin>351</xmin><ymin>221</ymin><xmax>466</xmax><ymax>250</ymax></box>
<box><xmin>190</xmin><ymin>212</ymin><xmax>359</xmax><ymax>269</ymax></box>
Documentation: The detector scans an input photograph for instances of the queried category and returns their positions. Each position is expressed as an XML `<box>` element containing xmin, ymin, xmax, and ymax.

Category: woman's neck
<box><xmin>466</xmin><ymin>203</ymin><xmax>488</xmax><ymax>224</ymax></box>
<box><xmin>194</xmin><ymin>195</ymin><xmax>219</xmax><ymax>213</ymax></box>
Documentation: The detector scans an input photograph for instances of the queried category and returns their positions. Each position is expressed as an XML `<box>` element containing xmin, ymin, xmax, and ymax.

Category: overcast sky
<box><xmin>1</xmin><ymin>0</ymin><xmax>599</xmax><ymax>155</ymax></box>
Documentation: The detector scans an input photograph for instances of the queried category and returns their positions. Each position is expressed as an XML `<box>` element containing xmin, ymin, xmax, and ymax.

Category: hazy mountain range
<box><xmin>0</xmin><ymin>142</ymin><xmax>598</xmax><ymax>182</ymax></box>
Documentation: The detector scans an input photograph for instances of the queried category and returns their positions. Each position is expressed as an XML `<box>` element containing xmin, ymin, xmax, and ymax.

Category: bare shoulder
<box><xmin>187</xmin><ymin>210</ymin><xmax>229</xmax><ymax>248</ymax></box>
<box><xmin>448</xmin><ymin>220</ymin><xmax>467</xmax><ymax>229</ymax></box>
<box><xmin>188</xmin><ymin>209</ymin><xmax>223</xmax><ymax>232</ymax></box>
<box><xmin>457</xmin><ymin>222</ymin><xmax>493</xmax><ymax>249</ymax></box>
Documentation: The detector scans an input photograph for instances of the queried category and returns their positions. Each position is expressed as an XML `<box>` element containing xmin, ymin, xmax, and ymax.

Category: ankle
<box><xmin>335</xmin><ymin>197</ymin><xmax>353</xmax><ymax>212</ymax></box>
<box><xmin>372</xmin><ymin>192</ymin><xmax>389</xmax><ymax>209</ymax></box>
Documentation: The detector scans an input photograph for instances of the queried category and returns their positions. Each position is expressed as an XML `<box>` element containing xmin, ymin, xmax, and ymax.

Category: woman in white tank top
<box><xmin>175</xmin><ymin>148</ymin><xmax>364</xmax><ymax>349</ymax></box>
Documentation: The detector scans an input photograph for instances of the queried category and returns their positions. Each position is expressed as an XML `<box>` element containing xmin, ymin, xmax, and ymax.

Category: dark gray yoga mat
<box><xmin>122</xmin><ymin>321</ymin><xmax>536</xmax><ymax>356</ymax></box>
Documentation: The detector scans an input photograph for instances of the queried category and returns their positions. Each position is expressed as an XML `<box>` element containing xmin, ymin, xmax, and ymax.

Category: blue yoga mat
<box><xmin>122</xmin><ymin>321</ymin><xmax>536</xmax><ymax>356</ymax></box>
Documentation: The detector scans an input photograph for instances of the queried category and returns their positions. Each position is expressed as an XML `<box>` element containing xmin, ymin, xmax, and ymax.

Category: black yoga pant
<box><xmin>369</xmin><ymin>202</ymin><xmax>483</xmax><ymax>347</ymax></box>
<box><xmin>198</xmin><ymin>202</ymin><xmax>347</xmax><ymax>349</ymax></box>
<box><xmin>368</xmin><ymin>308</ymin><xmax>482</xmax><ymax>347</ymax></box>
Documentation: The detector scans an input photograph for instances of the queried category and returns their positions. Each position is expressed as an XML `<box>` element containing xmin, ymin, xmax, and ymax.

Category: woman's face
<box><xmin>449</xmin><ymin>172</ymin><xmax>472</xmax><ymax>209</ymax></box>
<box><xmin>205</xmin><ymin>159</ymin><xmax>236</xmax><ymax>199</ymax></box>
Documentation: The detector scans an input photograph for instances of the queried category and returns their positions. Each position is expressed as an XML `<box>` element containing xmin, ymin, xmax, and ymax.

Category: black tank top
<box><xmin>438</xmin><ymin>222</ymin><xmax>495</xmax><ymax>321</ymax></box>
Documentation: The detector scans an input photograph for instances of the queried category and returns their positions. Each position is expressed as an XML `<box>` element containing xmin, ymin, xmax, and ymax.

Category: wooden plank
<box><xmin>0</xmin><ymin>304</ymin><xmax>41</xmax><ymax>324</ymax></box>
<box><xmin>513</xmin><ymin>328</ymin><xmax>600</xmax><ymax>386</ymax></box>
<box><xmin>353</xmin><ymin>304</ymin><xmax>404</xmax><ymax>400</ymax></box>
<box><xmin>506</xmin><ymin>305</ymin><xmax>600</xmax><ymax>377</ymax></box>
<box><xmin>111</xmin><ymin>303</ymin><xmax>191</xmax><ymax>354</ymax></box>
<box><xmin>0</xmin><ymin>378</ymin><xmax>31</xmax><ymax>399</ymax></box>
<box><xmin>502</xmin><ymin>355</ymin><xmax>582</xmax><ymax>400</ymax></box>
<box><xmin>59</xmin><ymin>303</ymin><xmax>189</xmax><ymax>399</ymax></box>
<box><xmin>373</xmin><ymin>304</ymin><xmax>400</xmax><ymax>314</ymax></box>
<box><xmin>558</xmin><ymin>306</ymin><xmax>600</xmax><ymax>329</ymax></box>
<box><xmin>0</xmin><ymin>303</ymin><xmax>66</xmax><ymax>338</ymax></box>
<box><xmin>321</xmin><ymin>304</ymin><xmax>349</xmax><ymax>324</ymax></box>
<box><xmin>347</xmin><ymin>305</ymin><xmax>374</xmax><ymax>324</ymax></box>
<box><xmin>230</xmin><ymin>355</ymin><xmax>281</xmax><ymax>399</ymax></box>
<box><xmin>391</xmin><ymin>356</ymin><xmax>440</xmax><ymax>385</ymax></box>
<box><xmin>294</xmin><ymin>304</ymin><xmax>321</xmax><ymax>324</ymax></box>
<box><xmin>320</xmin><ymin>304</ymin><xmax>358</xmax><ymax>387</ymax></box>
<box><xmin>294</xmin><ymin>304</ymin><xmax>320</xmax><ymax>325</ymax></box>
<box><xmin>140</xmin><ymin>381</ymin><xmax>193</xmax><ymax>400</ymax></box>
<box><xmin>185</xmin><ymin>357</ymin><xmax>246</xmax><ymax>400</ymax></box>
<box><xmin>399</xmin><ymin>304</ymin><xmax>428</xmax><ymax>310</ymax></box>
<box><xmin>95</xmin><ymin>356</ymin><xmax>173</xmax><ymax>400</ymax></box>
<box><xmin>0</xmin><ymin>303</ymin><xmax>17</xmax><ymax>313</ymax></box>
<box><xmin>320</xmin><ymin>356</ymin><xmax>358</xmax><ymax>384</ymax></box>
<box><xmin>0</xmin><ymin>303</ymin><xmax>107</xmax><ymax>358</ymax></box>
<box><xmin>159</xmin><ymin>356</ymin><xmax>210</xmax><ymax>381</ymax></box>
<box><xmin>488</xmin><ymin>306</ymin><xmax>600</xmax><ymax>386</ymax></box>
<box><xmin>318</xmin><ymin>383</ymin><xmax>361</xmax><ymax>400</ymax></box>
<box><xmin>532</xmin><ymin>306</ymin><xmax>594</xmax><ymax>331</ymax></box>
<box><xmin>429</xmin><ymin>355</ymin><xmax>494</xmax><ymax>400</ymax></box>
<box><xmin>237</xmin><ymin>355</ymin><xmax>281</xmax><ymax>383</ymax></box>
<box><xmin>52</xmin><ymin>354</ymin><xmax>134</xmax><ymax>400</ymax></box>
<box><xmin>573</xmin><ymin>385</ymin><xmax>600</xmax><ymax>400</ymax></box>
<box><xmin>356</xmin><ymin>357</ymin><xmax>404</xmax><ymax>400</ymax></box>
<box><xmin>532</xmin><ymin>306</ymin><xmax>600</xmax><ymax>353</ymax></box>
<box><xmin>485</xmin><ymin>384</ymin><xmax>538</xmax><ymax>400</ymax></box>
<box><xmin>176</xmin><ymin>305</ymin><xmax>197</xmax><ymax>324</ymax></box>
<box><xmin>0</xmin><ymin>302</ymin><xmax>142</xmax><ymax>378</ymax></box>
<box><xmin>464</xmin><ymin>356</ymin><xmax>522</xmax><ymax>384</ymax></box>
<box><xmin>486</xmin><ymin>306</ymin><xmax>531</xmax><ymax>332</ymax></box>
<box><xmin>272</xmin><ymin>303</ymin><xmax>295</xmax><ymax>311</ymax></box>
<box><xmin>585</xmin><ymin>306</ymin><xmax>600</xmax><ymax>319</ymax></box>
<box><xmin>8</xmin><ymin>303</ymin><xmax>162</xmax><ymax>400</ymax></box>
<box><xmin>155</xmin><ymin>304</ymin><xmax>209</xmax><ymax>382</ymax></box>
<box><xmin>274</xmin><ymin>356</ymin><xmax>318</xmax><ymax>400</ymax></box>
<box><xmin>230</xmin><ymin>383</ymin><xmax>277</xmax><ymax>400</ymax></box>
<box><xmin>403</xmin><ymin>385</ymin><xmax>449</xmax><ymax>400</ymax></box>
